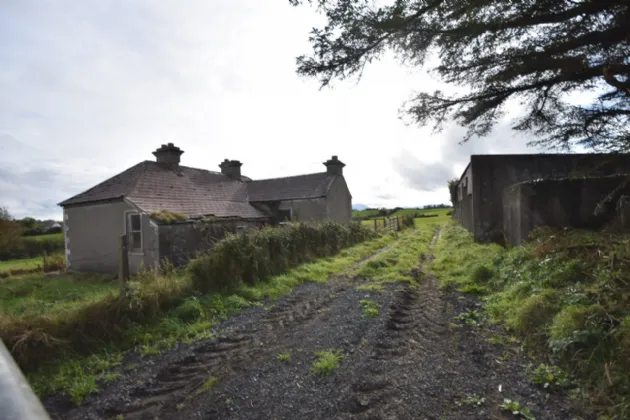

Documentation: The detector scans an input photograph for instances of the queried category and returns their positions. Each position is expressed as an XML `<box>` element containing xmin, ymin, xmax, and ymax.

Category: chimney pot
<box><xmin>324</xmin><ymin>155</ymin><xmax>345</xmax><ymax>176</ymax></box>
<box><xmin>153</xmin><ymin>143</ymin><xmax>184</xmax><ymax>166</ymax></box>
<box><xmin>219</xmin><ymin>159</ymin><xmax>243</xmax><ymax>180</ymax></box>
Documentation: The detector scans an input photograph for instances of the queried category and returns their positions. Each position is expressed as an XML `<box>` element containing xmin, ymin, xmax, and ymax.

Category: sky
<box><xmin>0</xmin><ymin>0</ymin><xmax>546</xmax><ymax>221</ymax></box>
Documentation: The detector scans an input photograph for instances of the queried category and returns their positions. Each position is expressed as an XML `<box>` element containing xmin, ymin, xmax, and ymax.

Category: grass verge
<box><xmin>431</xmin><ymin>222</ymin><xmax>630</xmax><ymax>418</ymax></box>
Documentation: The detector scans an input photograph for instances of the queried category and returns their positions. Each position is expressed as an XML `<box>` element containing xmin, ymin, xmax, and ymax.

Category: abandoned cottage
<box><xmin>454</xmin><ymin>153</ymin><xmax>630</xmax><ymax>245</ymax></box>
<box><xmin>58</xmin><ymin>143</ymin><xmax>352</xmax><ymax>274</ymax></box>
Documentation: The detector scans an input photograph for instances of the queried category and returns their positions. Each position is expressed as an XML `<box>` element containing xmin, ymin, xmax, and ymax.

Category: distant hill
<box><xmin>352</xmin><ymin>203</ymin><xmax>368</xmax><ymax>211</ymax></box>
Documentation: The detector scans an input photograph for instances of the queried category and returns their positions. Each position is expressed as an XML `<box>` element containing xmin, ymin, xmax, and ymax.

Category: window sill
<box><xmin>129</xmin><ymin>251</ymin><xmax>144</xmax><ymax>256</ymax></box>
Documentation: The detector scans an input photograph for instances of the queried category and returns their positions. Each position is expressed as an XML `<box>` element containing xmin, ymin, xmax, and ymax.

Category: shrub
<box><xmin>400</xmin><ymin>214</ymin><xmax>415</xmax><ymax>228</ymax></box>
<box><xmin>189</xmin><ymin>222</ymin><xmax>376</xmax><ymax>293</ymax></box>
<box><xmin>548</xmin><ymin>304</ymin><xmax>610</xmax><ymax>356</ymax></box>
<box><xmin>1</xmin><ymin>234</ymin><xmax>65</xmax><ymax>260</ymax></box>
<box><xmin>172</xmin><ymin>297</ymin><xmax>205</xmax><ymax>322</ymax></box>
<box><xmin>44</xmin><ymin>253</ymin><xmax>66</xmax><ymax>272</ymax></box>
<box><xmin>508</xmin><ymin>289</ymin><xmax>560</xmax><ymax>335</ymax></box>
<box><xmin>470</xmin><ymin>265</ymin><xmax>494</xmax><ymax>283</ymax></box>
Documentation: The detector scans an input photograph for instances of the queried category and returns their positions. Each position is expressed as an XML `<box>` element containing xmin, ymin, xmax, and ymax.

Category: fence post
<box><xmin>396</xmin><ymin>217</ymin><xmax>400</xmax><ymax>231</ymax></box>
<box><xmin>42</xmin><ymin>251</ymin><xmax>47</xmax><ymax>272</ymax></box>
<box><xmin>374</xmin><ymin>218</ymin><xmax>377</xmax><ymax>232</ymax></box>
<box><xmin>119</xmin><ymin>234</ymin><xmax>130</xmax><ymax>291</ymax></box>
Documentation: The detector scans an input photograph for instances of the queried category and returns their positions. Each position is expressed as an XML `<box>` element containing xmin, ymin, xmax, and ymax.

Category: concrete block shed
<box><xmin>59</xmin><ymin>144</ymin><xmax>352</xmax><ymax>274</ymax></box>
<box><xmin>454</xmin><ymin>153</ymin><xmax>630</xmax><ymax>245</ymax></box>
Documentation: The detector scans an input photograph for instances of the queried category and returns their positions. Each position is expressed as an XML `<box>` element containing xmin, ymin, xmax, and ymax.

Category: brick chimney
<box><xmin>153</xmin><ymin>143</ymin><xmax>184</xmax><ymax>166</ymax></box>
<box><xmin>219</xmin><ymin>159</ymin><xmax>243</xmax><ymax>179</ymax></box>
<box><xmin>324</xmin><ymin>155</ymin><xmax>345</xmax><ymax>176</ymax></box>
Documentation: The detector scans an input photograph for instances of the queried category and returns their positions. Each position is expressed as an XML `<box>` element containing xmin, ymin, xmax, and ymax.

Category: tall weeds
<box><xmin>0</xmin><ymin>270</ymin><xmax>189</xmax><ymax>370</ymax></box>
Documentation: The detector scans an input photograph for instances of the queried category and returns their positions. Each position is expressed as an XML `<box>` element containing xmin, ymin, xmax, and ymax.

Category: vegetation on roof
<box><xmin>150</xmin><ymin>211</ymin><xmax>188</xmax><ymax>224</ymax></box>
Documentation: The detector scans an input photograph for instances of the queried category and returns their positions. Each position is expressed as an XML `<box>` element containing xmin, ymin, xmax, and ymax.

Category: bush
<box><xmin>0</xmin><ymin>234</ymin><xmax>65</xmax><ymax>260</ymax></box>
<box><xmin>470</xmin><ymin>265</ymin><xmax>494</xmax><ymax>283</ymax></box>
<box><xmin>189</xmin><ymin>221</ymin><xmax>377</xmax><ymax>293</ymax></box>
<box><xmin>172</xmin><ymin>297</ymin><xmax>205</xmax><ymax>322</ymax></box>
<box><xmin>508</xmin><ymin>289</ymin><xmax>560</xmax><ymax>335</ymax></box>
<box><xmin>44</xmin><ymin>253</ymin><xmax>66</xmax><ymax>272</ymax></box>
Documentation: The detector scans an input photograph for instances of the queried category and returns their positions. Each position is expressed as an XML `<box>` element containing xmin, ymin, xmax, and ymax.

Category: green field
<box><xmin>353</xmin><ymin>207</ymin><xmax>452</xmax><ymax>219</ymax></box>
<box><xmin>0</xmin><ymin>272</ymin><xmax>117</xmax><ymax>316</ymax></box>
<box><xmin>361</xmin><ymin>209</ymin><xmax>452</xmax><ymax>230</ymax></box>
<box><xmin>0</xmin><ymin>257</ymin><xmax>43</xmax><ymax>274</ymax></box>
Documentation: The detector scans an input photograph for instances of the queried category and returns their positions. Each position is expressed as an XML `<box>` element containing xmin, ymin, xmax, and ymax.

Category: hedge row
<box><xmin>0</xmin><ymin>234</ymin><xmax>65</xmax><ymax>260</ymax></box>
<box><xmin>189</xmin><ymin>221</ymin><xmax>378</xmax><ymax>292</ymax></box>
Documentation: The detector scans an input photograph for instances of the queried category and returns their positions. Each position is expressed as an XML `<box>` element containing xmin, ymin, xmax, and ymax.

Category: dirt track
<box><xmin>45</xmin><ymin>229</ymin><xmax>590</xmax><ymax>420</ymax></box>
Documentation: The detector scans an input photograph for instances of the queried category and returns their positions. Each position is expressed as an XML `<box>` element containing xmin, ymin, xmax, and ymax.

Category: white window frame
<box><xmin>124</xmin><ymin>211</ymin><xmax>143</xmax><ymax>254</ymax></box>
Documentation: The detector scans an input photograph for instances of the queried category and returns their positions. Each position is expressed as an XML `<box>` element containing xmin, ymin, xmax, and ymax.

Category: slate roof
<box><xmin>247</xmin><ymin>173</ymin><xmax>336</xmax><ymax>202</ymax></box>
<box><xmin>59</xmin><ymin>161</ymin><xmax>339</xmax><ymax>219</ymax></box>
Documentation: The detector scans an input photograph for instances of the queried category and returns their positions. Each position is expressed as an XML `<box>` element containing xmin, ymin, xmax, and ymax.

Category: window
<box><xmin>277</xmin><ymin>209</ymin><xmax>291</xmax><ymax>222</ymax></box>
<box><xmin>127</xmin><ymin>213</ymin><xmax>142</xmax><ymax>252</ymax></box>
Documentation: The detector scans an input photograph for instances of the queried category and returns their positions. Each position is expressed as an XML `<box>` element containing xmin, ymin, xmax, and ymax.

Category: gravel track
<box><xmin>45</xmin><ymin>229</ymin><xmax>591</xmax><ymax>420</ymax></box>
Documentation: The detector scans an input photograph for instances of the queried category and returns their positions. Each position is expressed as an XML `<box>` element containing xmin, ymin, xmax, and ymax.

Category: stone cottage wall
<box><xmin>157</xmin><ymin>219</ymin><xmax>265</xmax><ymax>267</ymax></box>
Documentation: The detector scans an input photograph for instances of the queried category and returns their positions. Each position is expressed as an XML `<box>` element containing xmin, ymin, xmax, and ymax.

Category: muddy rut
<box><xmin>46</xmin><ymin>229</ymin><xmax>590</xmax><ymax>420</ymax></box>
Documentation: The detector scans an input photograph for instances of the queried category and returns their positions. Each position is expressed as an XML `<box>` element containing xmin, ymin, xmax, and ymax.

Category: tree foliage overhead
<box><xmin>290</xmin><ymin>0</ymin><xmax>630</xmax><ymax>151</ymax></box>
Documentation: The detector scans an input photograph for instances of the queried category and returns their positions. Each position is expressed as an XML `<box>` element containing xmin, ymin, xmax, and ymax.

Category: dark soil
<box><xmin>44</xmin><ymin>231</ymin><xmax>593</xmax><ymax>420</ymax></box>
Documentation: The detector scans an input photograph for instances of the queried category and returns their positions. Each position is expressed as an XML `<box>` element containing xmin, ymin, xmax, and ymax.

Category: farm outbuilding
<box><xmin>58</xmin><ymin>143</ymin><xmax>352</xmax><ymax>274</ymax></box>
<box><xmin>454</xmin><ymin>153</ymin><xmax>630</xmax><ymax>245</ymax></box>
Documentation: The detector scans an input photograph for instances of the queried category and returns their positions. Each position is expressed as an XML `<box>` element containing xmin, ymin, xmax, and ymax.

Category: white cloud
<box><xmin>0</xmin><ymin>0</ymin><xmax>540</xmax><ymax>219</ymax></box>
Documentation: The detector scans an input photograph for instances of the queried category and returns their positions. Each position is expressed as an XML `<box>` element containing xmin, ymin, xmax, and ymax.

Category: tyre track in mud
<box><xmin>103</xmin><ymin>285</ymin><xmax>347</xmax><ymax>419</ymax></box>
<box><xmin>53</xmin><ymin>238</ymin><xmax>404</xmax><ymax>420</ymax></box>
<box><xmin>340</xmin><ymin>229</ymin><xmax>449</xmax><ymax>419</ymax></box>
<box><xmin>48</xmin><ymin>227</ymin><xmax>588</xmax><ymax>420</ymax></box>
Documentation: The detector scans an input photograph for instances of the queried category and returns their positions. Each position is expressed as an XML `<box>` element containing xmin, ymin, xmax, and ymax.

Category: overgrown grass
<box><xmin>354</xmin><ymin>225</ymin><xmax>439</xmax><ymax>284</ymax></box>
<box><xmin>311</xmin><ymin>349</ymin><xmax>344</xmax><ymax>376</ymax></box>
<box><xmin>0</xmin><ymin>257</ymin><xmax>43</xmax><ymax>272</ymax></box>
<box><xmin>5</xmin><ymin>226</ymin><xmax>400</xmax><ymax>404</ymax></box>
<box><xmin>0</xmin><ymin>272</ymin><xmax>117</xmax><ymax>316</ymax></box>
<box><xmin>431</xmin><ymin>222</ymin><xmax>630</xmax><ymax>417</ymax></box>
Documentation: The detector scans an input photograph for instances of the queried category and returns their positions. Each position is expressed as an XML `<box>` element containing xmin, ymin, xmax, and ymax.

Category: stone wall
<box><xmin>158</xmin><ymin>219</ymin><xmax>265</xmax><ymax>267</ymax></box>
<box><xmin>502</xmin><ymin>176</ymin><xmax>626</xmax><ymax>245</ymax></box>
